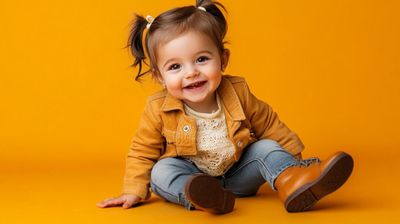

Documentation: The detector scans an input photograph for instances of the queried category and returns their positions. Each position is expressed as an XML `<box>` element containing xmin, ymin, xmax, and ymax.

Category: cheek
<box><xmin>211</xmin><ymin>73</ymin><xmax>222</xmax><ymax>88</ymax></box>
<box><xmin>164</xmin><ymin>76</ymin><xmax>182</xmax><ymax>91</ymax></box>
<box><xmin>206</xmin><ymin>61</ymin><xmax>222</xmax><ymax>74</ymax></box>
<box><xmin>207</xmin><ymin>65</ymin><xmax>222</xmax><ymax>80</ymax></box>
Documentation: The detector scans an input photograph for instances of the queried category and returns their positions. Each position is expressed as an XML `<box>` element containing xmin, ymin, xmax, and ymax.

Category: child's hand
<box><xmin>96</xmin><ymin>194</ymin><xmax>141</xmax><ymax>209</ymax></box>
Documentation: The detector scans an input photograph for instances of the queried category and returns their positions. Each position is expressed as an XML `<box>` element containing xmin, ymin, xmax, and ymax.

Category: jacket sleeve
<box><xmin>242</xmin><ymin>81</ymin><xmax>305</xmax><ymax>155</ymax></box>
<box><xmin>122</xmin><ymin>99</ymin><xmax>165</xmax><ymax>200</ymax></box>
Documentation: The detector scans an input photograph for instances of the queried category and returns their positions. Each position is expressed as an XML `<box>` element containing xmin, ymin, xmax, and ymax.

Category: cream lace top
<box><xmin>183</xmin><ymin>95</ymin><xmax>236</xmax><ymax>176</ymax></box>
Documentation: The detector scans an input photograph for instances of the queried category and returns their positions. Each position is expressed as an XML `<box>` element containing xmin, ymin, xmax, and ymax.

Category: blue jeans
<box><xmin>150</xmin><ymin>139</ymin><xmax>301</xmax><ymax>210</ymax></box>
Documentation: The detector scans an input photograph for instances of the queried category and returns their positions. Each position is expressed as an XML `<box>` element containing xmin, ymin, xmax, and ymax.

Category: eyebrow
<box><xmin>162</xmin><ymin>50</ymin><xmax>214</xmax><ymax>69</ymax></box>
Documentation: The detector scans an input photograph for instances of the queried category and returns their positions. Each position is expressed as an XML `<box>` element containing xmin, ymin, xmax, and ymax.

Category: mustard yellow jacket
<box><xmin>122</xmin><ymin>75</ymin><xmax>304</xmax><ymax>199</ymax></box>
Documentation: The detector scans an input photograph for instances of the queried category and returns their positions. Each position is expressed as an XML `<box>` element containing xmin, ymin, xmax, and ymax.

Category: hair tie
<box><xmin>146</xmin><ymin>15</ymin><xmax>154</xmax><ymax>29</ymax></box>
<box><xmin>198</xmin><ymin>6</ymin><xmax>206</xmax><ymax>12</ymax></box>
<box><xmin>146</xmin><ymin>7</ymin><xmax>205</xmax><ymax>30</ymax></box>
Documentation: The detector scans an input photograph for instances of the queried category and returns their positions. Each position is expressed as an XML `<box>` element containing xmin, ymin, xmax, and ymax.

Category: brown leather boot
<box><xmin>275</xmin><ymin>151</ymin><xmax>354</xmax><ymax>212</ymax></box>
<box><xmin>184</xmin><ymin>174</ymin><xmax>235</xmax><ymax>214</ymax></box>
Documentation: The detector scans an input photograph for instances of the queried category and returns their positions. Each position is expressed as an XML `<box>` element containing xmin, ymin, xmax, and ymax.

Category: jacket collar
<box><xmin>161</xmin><ymin>91</ymin><xmax>184</xmax><ymax>112</ymax></box>
<box><xmin>161</xmin><ymin>76</ymin><xmax>246</xmax><ymax>121</ymax></box>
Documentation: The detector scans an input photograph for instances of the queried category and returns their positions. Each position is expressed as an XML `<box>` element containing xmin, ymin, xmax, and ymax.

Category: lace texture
<box><xmin>183</xmin><ymin>96</ymin><xmax>236</xmax><ymax>176</ymax></box>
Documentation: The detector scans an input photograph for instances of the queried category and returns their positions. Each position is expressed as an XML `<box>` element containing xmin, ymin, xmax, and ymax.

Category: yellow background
<box><xmin>1</xmin><ymin>0</ymin><xmax>399</xmax><ymax>223</ymax></box>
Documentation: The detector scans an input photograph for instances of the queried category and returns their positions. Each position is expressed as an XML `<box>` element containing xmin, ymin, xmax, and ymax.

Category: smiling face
<box><xmin>155</xmin><ymin>30</ymin><xmax>229</xmax><ymax>112</ymax></box>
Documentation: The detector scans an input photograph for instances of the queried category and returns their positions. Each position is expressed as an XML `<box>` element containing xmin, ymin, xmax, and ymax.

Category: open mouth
<box><xmin>184</xmin><ymin>81</ymin><xmax>207</xmax><ymax>89</ymax></box>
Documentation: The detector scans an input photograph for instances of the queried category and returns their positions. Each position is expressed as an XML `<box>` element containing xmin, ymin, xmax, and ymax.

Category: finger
<box><xmin>98</xmin><ymin>198</ymin><xmax>124</xmax><ymax>208</ymax></box>
<box><xmin>98</xmin><ymin>197</ymin><xmax>115</xmax><ymax>204</ymax></box>
<box><xmin>97</xmin><ymin>202</ymin><xmax>108</xmax><ymax>208</ymax></box>
<box><xmin>122</xmin><ymin>197</ymin><xmax>140</xmax><ymax>209</ymax></box>
<box><xmin>97</xmin><ymin>198</ymin><xmax>114</xmax><ymax>207</ymax></box>
<box><xmin>107</xmin><ymin>198</ymin><xmax>125</xmax><ymax>206</ymax></box>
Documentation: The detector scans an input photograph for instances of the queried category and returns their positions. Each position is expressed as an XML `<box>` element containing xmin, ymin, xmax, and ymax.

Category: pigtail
<box><xmin>196</xmin><ymin>0</ymin><xmax>228</xmax><ymax>38</ymax></box>
<box><xmin>127</xmin><ymin>14</ymin><xmax>151</xmax><ymax>81</ymax></box>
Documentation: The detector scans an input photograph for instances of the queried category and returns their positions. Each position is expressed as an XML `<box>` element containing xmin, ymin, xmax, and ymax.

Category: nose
<box><xmin>184</xmin><ymin>65</ymin><xmax>199</xmax><ymax>79</ymax></box>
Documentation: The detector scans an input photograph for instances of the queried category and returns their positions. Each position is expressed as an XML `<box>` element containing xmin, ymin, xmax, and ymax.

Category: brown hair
<box><xmin>127</xmin><ymin>0</ymin><xmax>228</xmax><ymax>81</ymax></box>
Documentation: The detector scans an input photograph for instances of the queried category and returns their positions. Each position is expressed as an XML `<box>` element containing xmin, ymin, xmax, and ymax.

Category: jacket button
<box><xmin>236</xmin><ymin>141</ymin><xmax>243</xmax><ymax>148</ymax></box>
<box><xmin>182</xmin><ymin>125</ymin><xmax>191</xmax><ymax>133</ymax></box>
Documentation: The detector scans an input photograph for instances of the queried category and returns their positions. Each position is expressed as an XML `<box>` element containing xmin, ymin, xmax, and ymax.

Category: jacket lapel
<box><xmin>218</xmin><ymin>77</ymin><xmax>247</xmax><ymax>139</ymax></box>
<box><xmin>218</xmin><ymin>77</ymin><xmax>246</xmax><ymax>121</ymax></box>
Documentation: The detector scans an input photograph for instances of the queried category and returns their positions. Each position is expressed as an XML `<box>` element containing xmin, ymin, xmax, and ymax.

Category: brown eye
<box><xmin>197</xmin><ymin>56</ymin><xmax>209</xmax><ymax>63</ymax></box>
<box><xmin>168</xmin><ymin>64</ymin><xmax>181</xmax><ymax>71</ymax></box>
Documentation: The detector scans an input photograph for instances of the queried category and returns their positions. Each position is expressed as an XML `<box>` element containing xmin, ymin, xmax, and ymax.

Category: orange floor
<box><xmin>1</xmin><ymin>152</ymin><xmax>399</xmax><ymax>224</ymax></box>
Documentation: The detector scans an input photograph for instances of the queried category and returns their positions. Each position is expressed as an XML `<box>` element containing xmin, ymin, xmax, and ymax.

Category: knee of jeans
<box><xmin>150</xmin><ymin>158</ymin><xmax>177</xmax><ymax>186</ymax></box>
<box><xmin>249</xmin><ymin>139</ymin><xmax>283</xmax><ymax>155</ymax></box>
<box><xmin>257</xmin><ymin>139</ymin><xmax>281</xmax><ymax>148</ymax></box>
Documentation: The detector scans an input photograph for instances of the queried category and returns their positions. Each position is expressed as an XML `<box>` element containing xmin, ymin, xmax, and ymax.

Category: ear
<box><xmin>220</xmin><ymin>49</ymin><xmax>230</xmax><ymax>71</ymax></box>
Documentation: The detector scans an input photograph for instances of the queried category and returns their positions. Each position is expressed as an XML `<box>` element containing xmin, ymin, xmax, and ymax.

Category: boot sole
<box><xmin>184</xmin><ymin>174</ymin><xmax>235</xmax><ymax>214</ymax></box>
<box><xmin>285</xmin><ymin>152</ymin><xmax>354</xmax><ymax>212</ymax></box>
